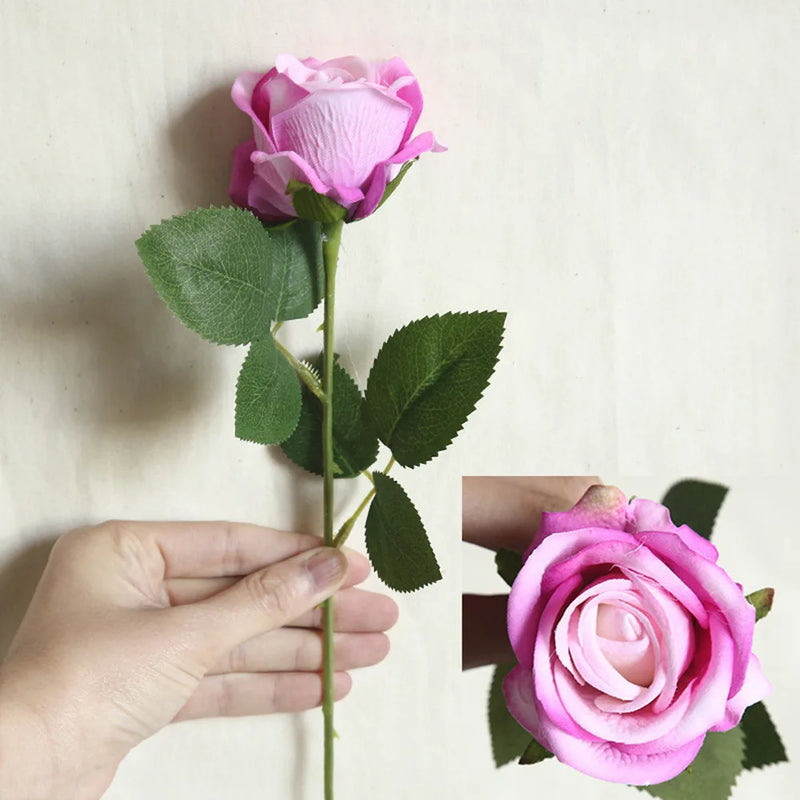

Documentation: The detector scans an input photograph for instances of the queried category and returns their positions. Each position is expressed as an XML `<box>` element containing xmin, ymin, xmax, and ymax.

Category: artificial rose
<box><xmin>504</xmin><ymin>485</ymin><xmax>771</xmax><ymax>785</ymax></box>
<box><xmin>229</xmin><ymin>54</ymin><xmax>442</xmax><ymax>221</ymax></box>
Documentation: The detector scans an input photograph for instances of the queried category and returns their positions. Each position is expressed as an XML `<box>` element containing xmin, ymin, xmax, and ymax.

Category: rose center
<box><xmin>594</xmin><ymin>602</ymin><xmax>655</xmax><ymax>687</ymax></box>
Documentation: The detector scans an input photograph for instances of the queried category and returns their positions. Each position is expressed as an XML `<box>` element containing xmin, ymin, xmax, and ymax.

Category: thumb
<box><xmin>190</xmin><ymin>546</ymin><xmax>347</xmax><ymax>662</ymax></box>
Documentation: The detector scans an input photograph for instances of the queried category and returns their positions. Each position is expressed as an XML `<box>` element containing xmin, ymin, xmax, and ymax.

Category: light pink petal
<box><xmin>274</xmin><ymin>54</ymin><xmax>323</xmax><ymax>84</ymax></box>
<box><xmin>553</xmin><ymin>661</ymin><xmax>694</xmax><ymax>745</ymax></box>
<box><xmin>503</xmin><ymin>665</ymin><xmax>552</xmax><ymax>746</ymax></box>
<box><xmin>627</xmin><ymin>574</ymin><xmax>696</xmax><ymax>713</ymax></box>
<box><xmin>509</xmin><ymin>665</ymin><xmax>706</xmax><ymax>785</ymax></box>
<box><xmin>270</xmin><ymin>87</ymin><xmax>410</xmax><ymax>189</ymax></box>
<box><xmin>540</xmin><ymin>540</ymin><xmax>709</xmax><ymax>629</ymax></box>
<box><xmin>640</xmin><ymin>531</ymin><xmax>754</xmax><ymax>693</ymax></box>
<box><xmin>247</xmin><ymin>150</ymin><xmax>330</xmax><ymax>220</ymax></box>
<box><xmin>660</xmin><ymin>612</ymin><xmax>735</xmax><ymax>744</ymax></box>
<box><xmin>530</xmin><ymin>485</ymin><xmax>629</xmax><ymax>553</ymax></box>
<box><xmin>532</xmin><ymin>575</ymin><xmax>595</xmax><ymax>739</ymax></box>
<box><xmin>317</xmin><ymin>55</ymin><xmax>372</xmax><ymax>81</ymax></box>
<box><xmin>711</xmin><ymin>653</ymin><xmax>772</xmax><ymax>732</ymax></box>
<box><xmin>508</xmin><ymin>528</ymin><xmax>637</xmax><ymax>667</ymax></box>
<box><xmin>354</xmin><ymin>131</ymin><xmax>441</xmax><ymax>220</ymax></box>
<box><xmin>231</xmin><ymin>71</ymin><xmax>276</xmax><ymax>154</ymax></box>
<box><xmin>261</xmin><ymin>72</ymin><xmax>310</xmax><ymax>119</ymax></box>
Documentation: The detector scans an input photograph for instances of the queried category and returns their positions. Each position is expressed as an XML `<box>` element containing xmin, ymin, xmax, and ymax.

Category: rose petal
<box><xmin>232</xmin><ymin>71</ymin><xmax>277</xmax><ymax>154</ymax></box>
<box><xmin>710</xmin><ymin>652</ymin><xmax>772</xmax><ymax>732</ymax></box>
<box><xmin>354</xmin><ymin>131</ymin><xmax>440</xmax><ymax>220</ymax></box>
<box><xmin>248</xmin><ymin>150</ymin><xmax>330</xmax><ymax>220</ymax></box>
<box><xmin>229</xmin><ymin>139</ymin><xmax>257</xmax><ymax>210</ymax></box>
<box><xmin>508</xmin><ymin>528</ymin><xmax>639</xmax><ymax>668</ymax></box>
<box><xmin>639</xmin><ymin>531</ymin><xmax>754</xmax><ymax>693</ymax></box>
<box><xmin>270</xmin><ymin>87</ymin><xmax>411</xmax><ymax>189</ymax></box>
<box><xmin>531</xmin><ymin>485</ymin><xmax>629</xmax><ymax>554</ymax></box>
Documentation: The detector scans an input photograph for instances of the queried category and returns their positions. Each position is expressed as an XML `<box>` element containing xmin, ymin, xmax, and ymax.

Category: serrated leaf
<box><xmin>661</xmin><ymin>479</ymin><xmax>729</xmax><ymax>541</ymax></box>
<box><xmin>136</xmin><ymin>208</ymin><xmax>324</xmax><ymax>344</ymax></box>
<box><xmin>287</xmin><ymin>180</ymin><xmax>348</xmax><ymax>223</ymax></box>
<box><xmin>740</xmin><ymin>702</ymin><xmax>787</xmax><ymax>770</ymax></box>
<box><xmin>265</xmin><ymin>220</ymin><xmax>325</xmax><ymax>321</ymax></box>
<box><xmin>488</xmin><ymin>663</ymin><xmax>535</xmax><ymax>767</ymax></box>
<box><xmin>745</xmin><ymin>587</ymin><xmax>775</xmax><ymax>622</ymax></box>
<box><xmin>364</xmin><ymin>312</ymin><xmax>506</xmax><ymax>467</ymax></box>
<box><xmin>495</xmin><ymin>548</ymin><xmax>524</xmax><ymax>588</ymax></box>
<box><xmin>364</xmin><ymin>472</ymin><xmax>441</xmax><ymax>592</ymax></box>
<box><xmin>377</xmin><ymin>159</ymin><xmax>416</xmax><ymax>210</ymax></box>
<box><xmin>281</xmin><ymin>358</ymin><xmax>379</xmax><ymax>478</ymax></box>
<box><xmin>639</xmin><ymin>727</ymin><xmax>744</xmax><ymax>800</ymax></box>
<box><xmin>235</xmin><ymin>338</ymin><xmax>301</xmax><ymax>445</ymax></box>
<box><xmin>519</xmin><ymin>737</ymin><xmax>554</xmax><ymax>766</ymax></box>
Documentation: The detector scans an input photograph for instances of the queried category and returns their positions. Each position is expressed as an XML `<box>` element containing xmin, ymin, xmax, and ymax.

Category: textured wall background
<box><xmin>1</xmin><ymin>1</ymin><xmax>797</xmax><ymax>797</ymax></box>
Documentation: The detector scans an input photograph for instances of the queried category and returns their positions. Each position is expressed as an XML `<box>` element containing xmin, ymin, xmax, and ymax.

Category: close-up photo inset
<box><xmin>461</xmin><ymin>476</ymin><xmax>790</xmax><ymax>800</ymax></box>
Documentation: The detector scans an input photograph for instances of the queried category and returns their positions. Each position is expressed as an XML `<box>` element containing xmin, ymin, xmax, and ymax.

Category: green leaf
<box><xmin>364</xmin><ymin>312</ymin><xmax>506</xmax><ymax>467</ymax></box>
<box><xmin>495</xmin><ymin>548</ymin><xmax>524</xmax><ymax>588</ymax></box>
<box><xmin>264</xmin><ymin>220</ymin><xmax>325</xmax><ymax>321</ymax></box>
<box><xmin>661</xmin><ymin>479</ymin><xmax>729</xmax><ymax>540</ymax></box>
<box><xmin>519</xmin><ymin>737</ymin><xmax>554</xmax><ymax>766</ymax></box>
<box><xmin>136</xmin><ymin>207</ymin><xmax>324</xmax><ymax>344</ymax></box>
<box><xmin>640</xmin><ymin>727</ymin><xmax>744</xmax><ymax>800</ymax></box>
<box><xmin>377</xmin><ymin>159</ymin><xmax>416</xmax><ymax>210</ymax></box>
<box><xmin>745</xmin><ymin>587</ymin><xmax>775</xmax><ymax>622</ymax></box>
<box><xmin>364</xmin><ymin>472</ymin><xmax>441</xmax><ymax>592</ymax></box>
<box><xmin>286</xmin><ymin>180</ymin><xmax>348</xmax><ymax>223</ymax></box>
<box><xmin>488</xmin><ymin>663</ymin><xmax>537</xmax><ymax>767</ymax></box>
<box><xmin>235</xmin><ymin>338</ymin><xmax>301</xmax><ymax>445</ymax></box>
<box><xmin>740</xmin><ymin>701</ymin><xmax>787</xmax><ymax>770</ymax></box>
<box><xmin>280</xmin><ymin>358</ymin><xmax>379</xmax><ymax>478</ymax></box>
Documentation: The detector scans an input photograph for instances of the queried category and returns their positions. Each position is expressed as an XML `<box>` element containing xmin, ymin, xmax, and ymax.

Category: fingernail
<box><xmin>305</xmin><ymin>548</ymin><xmax>346</xmax><ymax>590</ymax></box>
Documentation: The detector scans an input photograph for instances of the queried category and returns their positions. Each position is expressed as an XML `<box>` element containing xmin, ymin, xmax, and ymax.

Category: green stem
<box><xmin>271</xmin><ymin>326</ymin><xmax>323</xmax><ymax>400</ymax></box>
<box><xmin>320</xmin><ymin>219</ymin><xmax>343</xmax><ymax>800</ymax></box>
<box><xmin>334</xmin><ymin>455</ymin><xmax>397</xmax><ymax>547</ymax></box>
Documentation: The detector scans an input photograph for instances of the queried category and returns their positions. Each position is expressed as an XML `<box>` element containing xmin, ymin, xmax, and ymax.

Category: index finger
<box><xmin>108</xmin><ymin>520</ymin><xmax>370</xmax><ymax>583</ymax></box>
<box><xmin>462</xmin><ymin>476</ymin><xmax>599</xmax><ymax>552</ymax></box>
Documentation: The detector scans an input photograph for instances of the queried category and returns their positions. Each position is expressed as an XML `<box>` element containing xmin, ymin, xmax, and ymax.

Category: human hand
<box><xmin>462</xmin><ymin>477</ymin><xmax>598</xmax><ymax>669</ymax></box>
<box><xmin>0</xmin><ymin>521</ymin><xmax>398</xmax><ymax>800</ymax></box>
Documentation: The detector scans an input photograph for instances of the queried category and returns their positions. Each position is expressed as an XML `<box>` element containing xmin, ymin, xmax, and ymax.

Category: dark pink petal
<box><xmin>229</xmin><ymin>139</ymin><xmax>257</xmax><ymax>209</ymax></box>
<box><xmin>640</xmin><ymin>531</ymin><xmax>754</xmax><ymax>694</ymax></box>
<box><xmin>531</xmin><ymin>485</ymin><xmax>629</xmax><ymax>553</ymax></box>
<box><xmin>232</xmin><ymin>71</ymin><xmax>276</xmax><ymax>153</ymax></box>
<box><xmin>629</xmin><ymin>498</ymin><xmax>719</xmax><ymax>561</ymax></box>
<box><xmin>270</xmin><ymin>87</ymin><xmax>410</xmax><ymax>189</ymax></box>
<box><xmin>710</xmin><ymin>653</ymin><xmax>771</xmax><ymax>732</ymax></box>
<box><xmin>375</xmin><ymin>56</ymin><xmax>424</xmax><ymax>142</ymax></box>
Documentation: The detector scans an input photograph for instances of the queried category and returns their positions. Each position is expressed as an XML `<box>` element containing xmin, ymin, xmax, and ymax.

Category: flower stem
<box><xmin>333</xmin><ymin>455</ymin><xmax>397</xmax><ymax>547</ymax></box>
<box><xmin>320</xmin><ymin>219</ymin><xmax>344</xmax><ymax>800</ymax></box>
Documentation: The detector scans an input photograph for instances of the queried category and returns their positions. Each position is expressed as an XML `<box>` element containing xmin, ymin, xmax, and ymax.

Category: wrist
<box><xmin>0</xmin><ymin>683</ymin><xmax>58</xmax><ymax>800</ymax></box>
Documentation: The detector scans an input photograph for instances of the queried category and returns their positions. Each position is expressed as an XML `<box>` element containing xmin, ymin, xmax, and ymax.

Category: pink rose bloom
<box><xmin>229</xmin><ymin>54</ymin><xmax>443</xmax><ymax>221</ymax></box>
<box><xmin>505</xmin><ymin>485</ymin><xmax>771</xmax><ymax>785</ymax></box>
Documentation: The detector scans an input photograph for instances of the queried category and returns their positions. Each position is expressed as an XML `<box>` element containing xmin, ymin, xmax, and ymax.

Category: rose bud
<box><xmin>229</xmin><ymin>54</ymin><xmax>443</xmax><ymax>222</ymax></box>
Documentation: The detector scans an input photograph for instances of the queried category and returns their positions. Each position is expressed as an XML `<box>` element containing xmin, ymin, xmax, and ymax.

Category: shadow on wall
<box><xmin>166</xmin><ymin>83</ymin><xmax>252</xmax><ymax>210</ymax></box>
<box><xmin>0</xmin><ymin>535</ymin><xmax>55</xmax><ymax>659</ymax></box>
<box><xmin>0</xmin><ymin>243</ymin><xmax>220</xmax><ymax>437</ymax></box>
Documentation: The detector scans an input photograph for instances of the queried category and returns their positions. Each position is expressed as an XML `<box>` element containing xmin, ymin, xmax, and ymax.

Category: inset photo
<box><xmin>461</xmin><ymin>477</ymin><xmax>788</xmax><ymax>800</ymax></box>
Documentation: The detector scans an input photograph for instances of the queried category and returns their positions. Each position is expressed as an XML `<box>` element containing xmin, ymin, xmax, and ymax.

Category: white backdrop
<box><xmin>0</xmin><ymin>1</ymin><xmax>797</xmax><ymax>798</ymax></box>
